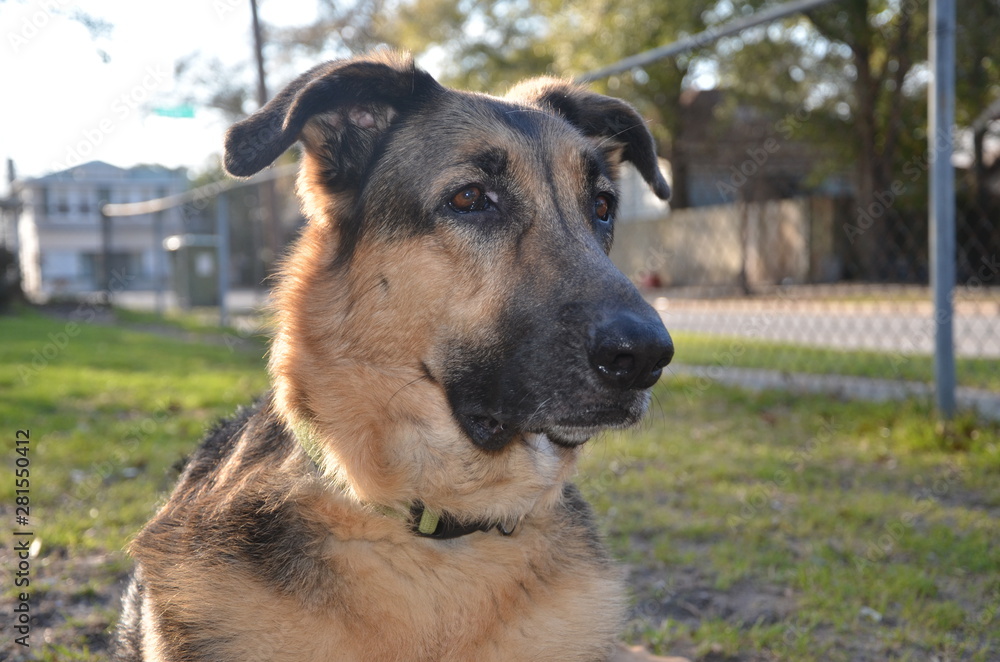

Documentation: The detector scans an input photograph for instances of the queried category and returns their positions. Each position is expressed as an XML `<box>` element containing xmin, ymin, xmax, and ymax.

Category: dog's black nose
<box><xmin>589</xmin><ymin>312</ymin><xmax>673</xmax><ymax>390</ymax></box>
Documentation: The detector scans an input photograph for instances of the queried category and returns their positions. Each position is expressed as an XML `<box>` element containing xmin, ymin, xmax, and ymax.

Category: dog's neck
<box><xmin>291</xmin><ymin>418</ymin><xmax>519</xmax><ymax>540</ymax></box>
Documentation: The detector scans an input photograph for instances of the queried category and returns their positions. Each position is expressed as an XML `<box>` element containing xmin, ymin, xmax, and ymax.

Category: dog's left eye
<box><xmin>594</xmin><ymin>194</ymin><xmax>613</xmax><ymax>224</ymax></box>
<box><xmin>449</xmin><ymin>185</ymin><xmax>493</xmax><ymax>213</ymax></box>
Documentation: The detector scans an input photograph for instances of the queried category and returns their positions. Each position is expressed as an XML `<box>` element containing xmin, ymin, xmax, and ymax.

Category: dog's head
<box><xmin>225</xmin><ymin>51</ymin><xmax>672</xmax><ymax>521</ymax></box>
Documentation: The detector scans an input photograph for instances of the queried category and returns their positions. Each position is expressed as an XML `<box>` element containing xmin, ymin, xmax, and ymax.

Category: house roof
<box><xmin>23</xmin><ymin>161</ymin><xmax>187</xmax><ymax>186</ymax></box>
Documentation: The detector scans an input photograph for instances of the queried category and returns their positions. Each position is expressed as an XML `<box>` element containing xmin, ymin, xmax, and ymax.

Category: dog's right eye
<box><xmin>448</xmin><ymin>185</ymin><xmax>492</xmax><ymax>213</ymax></box>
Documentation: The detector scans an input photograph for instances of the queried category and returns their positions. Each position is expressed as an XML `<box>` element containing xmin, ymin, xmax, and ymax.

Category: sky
<box><xmin>0</xmin><ymin>0</ymin><xmax>720</xmax><ymax>188</ymax></box>
<box><xmin>0</xmin><ymin>0</ymin><xmax>326</xmax><ymax>183</ymax></box>
<box><xmin>4</xmin><ymin>0</ymin><xmax>979</xmax><ymax>187</ymax></box>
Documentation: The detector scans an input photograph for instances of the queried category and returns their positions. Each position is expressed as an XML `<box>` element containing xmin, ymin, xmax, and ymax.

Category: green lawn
<box><xmin>0</xmin><ymin>307</ymin><xmax>269</xmax><ymax>553</ymax></box>
<box><xmin>579</xmin><ymin>387</ymin><xmax>1000</xmax><ymax>660</ymax></box>
<box><xmin>2</xmin><ymin>306</ymin><xmax>998</xmax><ymax>661</ymax></box>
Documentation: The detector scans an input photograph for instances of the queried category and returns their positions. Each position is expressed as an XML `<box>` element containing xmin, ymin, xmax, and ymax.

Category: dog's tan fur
<box><xmin>114</xmin><ymin>51</ymin><xmax>674</xmax><ymax>662</ymax></box>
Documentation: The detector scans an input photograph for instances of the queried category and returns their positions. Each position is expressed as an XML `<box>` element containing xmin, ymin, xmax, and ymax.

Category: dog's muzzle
<box><xmin>587</xmin><ymin>311</ymin><xmax>674</xmax><ymax>391</ymax></box>
<box><xmin>452</xmin><ymin>309</ymin><xmax>673</xmax><ymax>452</ymax></box>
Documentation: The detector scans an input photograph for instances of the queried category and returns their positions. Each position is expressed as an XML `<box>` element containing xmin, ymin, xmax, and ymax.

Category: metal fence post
<box><xmin>153</xmin><ymin>187</ymin><xmax>166</xmax><ymax>316</ymax></box>
<box><xmin>929</xmin><ymin>0</ymin><xmax>956</xmax><ymax>419</ymax></box>
<box><xmin>97</xmin><ymin>186</ymin><xmax>112</xmax><ymax>305</ymax></box>
<box><xmin>217</xmin><ymin>191</ymin><xmax>229</xmax><ymax>328</ymax></box>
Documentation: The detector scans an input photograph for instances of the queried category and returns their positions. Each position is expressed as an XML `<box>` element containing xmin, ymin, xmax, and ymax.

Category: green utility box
<box><xmin>164</xmin><ymin>234</ymin><xmax>219</xmax><ymax>308</ymax></box>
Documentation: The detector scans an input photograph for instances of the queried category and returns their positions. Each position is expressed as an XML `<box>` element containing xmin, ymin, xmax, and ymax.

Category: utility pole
<box><xmin>3</xmin><ymin>159</ymin><xmax>17</xmax><ymax>250</ymax></box>
<box><xmin>153</xmin><ymin>186</ymin><xmax>167</xmax><ymax>315</ymax></box>
<box><xmin>929</xmin><ymin>0</ymin><xmax>956</xmax><ymax>419</ymax></box>
<box><xmin>250</xmin><ymin>0</ymin><xmax>267</xmax><ymax>104</ymax></box>
<box><xmin>97</xmin><ymin>186</ymin><xmax>112</xmax><ymax>304</ymax></box>
<box><xmin>217</xmin><ymin>192</ymin><xmax>230</xmax><ymax>328</ymax></box>
<box><xmin>250</xmin><ymin>0</ymin><xmax>281</xmax><ymax>277</ymax></box>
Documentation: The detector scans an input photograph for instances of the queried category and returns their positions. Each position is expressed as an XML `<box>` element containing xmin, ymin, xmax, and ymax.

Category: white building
<box><xmin>615</xmin><ymin>159</ymin><xmax>672</xmax><ymax>223</ymax></box>
<box><xmin>15</xmin><ymin>161</ymin><xmax>187</xmax><ymax>299</ymax></box>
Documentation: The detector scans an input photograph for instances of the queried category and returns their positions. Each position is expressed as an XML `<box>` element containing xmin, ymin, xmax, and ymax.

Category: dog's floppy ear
<box><xmin>509</xmin><ymin>80</ymin><xmax>671</xmax><ymax>200</ymax></box>
<box><xmin>224</xmin><ymin>51</ymin><xmax>442</xmax><ymax>186</ymax></box>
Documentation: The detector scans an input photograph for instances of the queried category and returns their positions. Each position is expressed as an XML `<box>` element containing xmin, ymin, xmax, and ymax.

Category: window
<box><xmin>55</xmin><ymin>189</ymin><xmax>69</xmax><ymax>215</ymax></box>
<box><xmin>37</xmin><ymin>186</ymin><xmax>49</xmax><ymax>215</ymax></box>
<box><xmin>81</xmin><ymin>252</ymin><xmax>137</xmax><ymax>289</ymax></box>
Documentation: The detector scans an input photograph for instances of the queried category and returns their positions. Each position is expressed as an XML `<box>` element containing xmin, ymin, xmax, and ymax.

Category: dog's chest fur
<box><xmin>128</xmin><ymin>399</ymin><xmax>624</xmax><ymax>662</ymax></box>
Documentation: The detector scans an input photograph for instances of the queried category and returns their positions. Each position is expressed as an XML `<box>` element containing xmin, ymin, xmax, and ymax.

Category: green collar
<box><xmin>291</xmin><ymin>419</ymin><xmax>515</xmax><ymax>539</ymax></box>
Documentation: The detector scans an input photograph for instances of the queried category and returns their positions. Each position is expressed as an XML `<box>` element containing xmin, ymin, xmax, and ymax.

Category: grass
<box><xmin>113</xmin><ymin>306</ymin><xmax>272</xmax><ymax>337</ymax></box>
<box><xmin>0</xmin><ymin>306</ymin><xmax>269</xmax><ymax>551</ymax></box>
<box><xmin>672</xmin><ymin>330</ymin><xmax>1000</xmax><ymax>392</ymax></box>
<box><xmin>579</xmin><ymin>385</ymin><xmax>1000</xmax><ymax>660</ymax></box>
<box><xmin>2</xmin><ymin>304</ymin><xmax>999</xmax><ymax>660</ymax></box>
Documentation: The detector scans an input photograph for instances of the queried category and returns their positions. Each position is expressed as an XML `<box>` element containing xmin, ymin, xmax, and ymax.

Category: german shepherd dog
<box><xmin>113</xmin><ymin>51</ymin><xmax>674</xmax><ymax>662</ymax></box>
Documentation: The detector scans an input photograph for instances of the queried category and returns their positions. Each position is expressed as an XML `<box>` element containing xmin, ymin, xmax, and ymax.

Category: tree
<box><xmin>543</xmin><ymin>0</ymin><xmax>726</xmax><ymax>209</ymax></box>
<box><xmin>706</xmin><ymin>0</ymin><xmax>928</xmax><ymax>279</ymax></box>
<box><xmin>954</xmin><ymin>0</ymin><xmax>1000</xmax><ymax>213</ymax></box>
<box><xmin>379</xmin><ymin>0</ymin><xmax>725</xmax><ymax>207</ymax></box>
<box><xmin>268</xmin><ymin>0</ymin><xmax>392</xmax><ymax>63</ymax></box>
<box><xmin>175</xmin><ymin>0</ymin><xmax>1000</xmax><ymax>281</ymax></box>
<box><xmin>368</xmin><ymin>0</ymin><xmax>557</xmax><ymax>90</ymax></box>
<box><xmin>806</xmin><ymin>0</ymin><xmax>925</xmax><ymax>273</ymax></box>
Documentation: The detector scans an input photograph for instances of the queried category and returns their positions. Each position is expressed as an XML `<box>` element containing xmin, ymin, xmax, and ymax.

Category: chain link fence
<box><xmin>104</xmin><ymin>153</ymin><xmax>999</xmax><ymax>418</ymax></box>
<box><xmin>611</xmin><ymin>192</ymin><xmax>1000</xmax><ymax>401</ymax></box>
<box><xmin>100</xmin><ymin>130</ymin><xmax>999</xmax><ymax>416</ymax></box>
<box><xmin>97</xmin><ymin>1</ymin><xmax>998</xmax><ymax>416</ymax></box>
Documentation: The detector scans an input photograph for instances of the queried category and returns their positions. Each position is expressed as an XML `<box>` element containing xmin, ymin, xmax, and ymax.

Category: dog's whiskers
<box><xmin>594</xmin><ymin>120</ymin><xmax>652</xmax><ymax>150</ymax></box>
<box><xmin>504</xmin><ymin>109</ymin><xmax>553</xmax><ymax>117</ymax></box>
<box><xmin>524</xmin><ymin>397</ymin><xmax>552</xmax><ymax>426</ymax></box>
<box><xmin>383</xmin><ymin>372</ymin><xmax>431</xmax><ymax>411</ymax></box>
<box><xmin>342</xmin><ymin>277</ymin><xmax>391</xmax><ymax>323</ymax></box>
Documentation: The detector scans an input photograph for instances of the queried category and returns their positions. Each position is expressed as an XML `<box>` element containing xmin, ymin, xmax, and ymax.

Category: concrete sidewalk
<box><xmin>668</xmin><ymin>363</ymin><xmax>1000</xmax><ymax>420</ymax></box>
<box><xmin>650</xmin><ymin>296</ymin><xmax>1000</xmax><ymax>359</ymax></box>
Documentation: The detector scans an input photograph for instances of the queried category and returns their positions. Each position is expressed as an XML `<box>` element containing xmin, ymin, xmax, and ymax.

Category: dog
<box><xmin>113</xmin><ymin>50</ymin><xmax>674</xmax><ymax>662</ymax></box>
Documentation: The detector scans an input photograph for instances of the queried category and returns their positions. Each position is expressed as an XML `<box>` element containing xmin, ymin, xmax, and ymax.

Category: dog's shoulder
<box><xmin>132</xmin><ymin>392</ymin><xmax>339</xmax><ymax>585</ymax></box>
<box><xmin>130</xmin><ymin>394</ymin><xmax>302</xmax><ymax>558</ymax></box>
<box><xmin>170</xmin><ymin>393</ymin><xmax>291</xmax><ymax>492</ymax></box>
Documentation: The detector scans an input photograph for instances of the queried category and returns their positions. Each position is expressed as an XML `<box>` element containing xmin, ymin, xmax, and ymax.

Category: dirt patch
<box><xmin>622</xmin><ymin>559</ymin><xmax>798</xmax><ymax>661</ymax></box>
<box><xmin>2</xmin><ymin>550</ymin><xmax>126</xmax><ymax>660</ymax></box>
<box><xmin>630</xmin><ymin>566</ymin><xmax>795</xmax><ymax>628</ymax></box>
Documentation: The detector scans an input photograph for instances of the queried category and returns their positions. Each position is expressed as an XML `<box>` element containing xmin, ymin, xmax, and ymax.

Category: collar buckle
<box><xmin>410</xmin><ymin>503</ymin><xmax>518</xmax><ymax>540</ymax></box>
<box><xmin>495</xmin><ymin>520</ymin><xmax>518</xmax><ymax>536</ymax></box>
